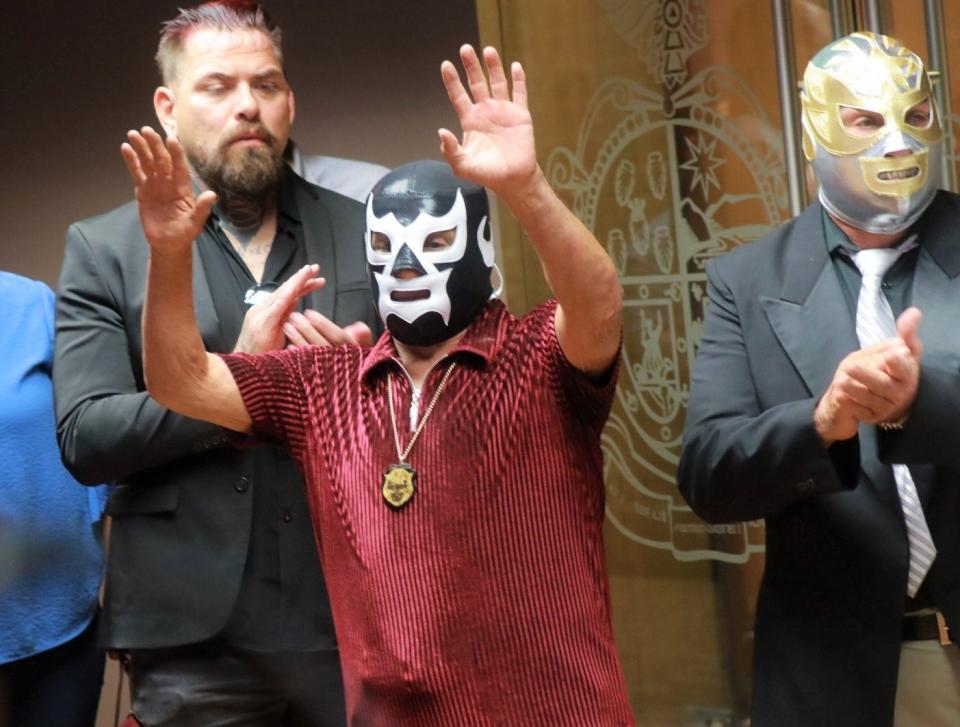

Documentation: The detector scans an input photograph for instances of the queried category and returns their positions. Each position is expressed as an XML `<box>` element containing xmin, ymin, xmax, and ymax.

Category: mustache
<box><xmin>223</xmin><ymin>125</ymin><xmax>278</xmax><ymax>148</ymax></box>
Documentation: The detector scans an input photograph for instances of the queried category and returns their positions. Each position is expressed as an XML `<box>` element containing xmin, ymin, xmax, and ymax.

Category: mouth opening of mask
<box><xmin>877</xmin><ymin>167</ymin><xmax>920</xmax><ymax>181</ymax></box>
<box><xmin>391</xmin><ymin>290</ymin><xmax>431</xmax><ymax>302</ymax></box>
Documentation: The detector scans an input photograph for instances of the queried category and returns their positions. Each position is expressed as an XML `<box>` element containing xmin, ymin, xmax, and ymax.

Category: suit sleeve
<box><xmin>54</xmin><ymin>223</ymin><xmax>224</xmax><ymax>485</ymax></box>
<box><xmin>676</xmin><ymin>259</ymin><xmax>858</xmax><ymax>524</ymax></box>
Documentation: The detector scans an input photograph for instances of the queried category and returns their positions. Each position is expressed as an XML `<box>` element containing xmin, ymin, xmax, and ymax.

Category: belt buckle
<box><xmin>936</xmin><ymin>612</ymin><xmax>952</xmax><ymax>646</ymax></box>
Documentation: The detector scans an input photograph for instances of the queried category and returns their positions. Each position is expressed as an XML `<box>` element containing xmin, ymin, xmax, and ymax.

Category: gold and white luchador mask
<box><xmin>801</xmin><ymin>32</ymin><xmax>943</xmax><ymax>233</ymax></box>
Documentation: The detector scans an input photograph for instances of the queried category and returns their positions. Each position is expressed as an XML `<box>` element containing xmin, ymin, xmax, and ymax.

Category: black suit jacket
<box><xmin>678</xmin><ymin>192</ymin><xmax>960</xmax><ymax>727</ymax></box>
<box><xmin>54</xmin><ymin>174</ymin><xmax>379</xmax><ymax>649</ymax></box>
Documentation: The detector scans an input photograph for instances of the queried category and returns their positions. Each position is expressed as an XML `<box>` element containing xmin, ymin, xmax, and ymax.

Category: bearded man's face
<box><xmin>166</xmin><ymin>27</ymin><xmax>294</xmax><ymax>199</ymax></box>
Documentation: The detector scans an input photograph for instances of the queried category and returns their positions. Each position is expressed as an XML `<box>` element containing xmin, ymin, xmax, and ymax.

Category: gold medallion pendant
<box><xmin>382</xmin><ymin>361</ymin><xmax>458</xmax><ymax>510</ymax></box>
<box><xmin>382</xmin><ymin>463</ymin><xmax>417</xmax><ymax>509</ymax></box>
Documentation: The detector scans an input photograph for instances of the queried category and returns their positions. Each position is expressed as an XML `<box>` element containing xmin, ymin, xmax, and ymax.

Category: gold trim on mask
<box><xmin>860</xmin><ymin>148</ymin><xmax>928</xmax><ymax>198</ymax></box>
<box><xmin>800</xmin><ymin>33</ymin><xmax>942</xmax><ymax>159</ymax></box>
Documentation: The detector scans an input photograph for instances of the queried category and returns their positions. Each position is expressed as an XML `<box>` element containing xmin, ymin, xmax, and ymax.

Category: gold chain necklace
<box><xmin>381</xmin><ymin>361</ymin><xmax>457</xmax><ymax>509</ymax></box>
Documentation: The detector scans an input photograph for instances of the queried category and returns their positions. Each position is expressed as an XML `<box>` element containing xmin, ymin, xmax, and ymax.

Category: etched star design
<box><xmin>679</xmin><ymin>133</ymin><xmax>724</xmax><ymax>199</ymax></box>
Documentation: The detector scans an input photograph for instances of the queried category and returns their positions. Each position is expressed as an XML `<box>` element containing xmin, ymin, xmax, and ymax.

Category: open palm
<box><xmin>121</xmin><ymin>127</ymin><xmax>216</xmax><ymax>252</ymax></box>
<box><xmin>440</xmin><ymin>46</ymin><xmax>538</xmax><ymax>198</ymax></box>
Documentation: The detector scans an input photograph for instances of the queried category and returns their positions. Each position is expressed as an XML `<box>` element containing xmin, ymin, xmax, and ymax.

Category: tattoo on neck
<box><xmin>217</xmin><ymin>197</ymin><xmax>265</xmax><ymax>246</ymax></box>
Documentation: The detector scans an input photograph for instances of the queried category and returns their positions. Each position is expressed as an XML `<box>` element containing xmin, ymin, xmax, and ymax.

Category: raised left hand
<box><xmin>439</xmin><ymin>45</ymin><xmax>539</xmax><ymax>200</ymax></box>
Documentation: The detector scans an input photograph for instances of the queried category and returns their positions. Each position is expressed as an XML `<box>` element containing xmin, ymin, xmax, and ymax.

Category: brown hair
<box><xmin>155</xmin><ymin>1</ymin><xmax>283</xmax><ymax>85</ymax></box>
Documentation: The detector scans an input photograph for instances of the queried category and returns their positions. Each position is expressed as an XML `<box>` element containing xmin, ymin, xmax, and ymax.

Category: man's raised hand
<box><xmin>121</xmin><ymin>127</ymin><xmax>216</xmax><ymax>253</ymax></box>
<box><xmin>439</xmin><ymin>45</ymin><xmax>538</xmax><ymax>200</ymax></box>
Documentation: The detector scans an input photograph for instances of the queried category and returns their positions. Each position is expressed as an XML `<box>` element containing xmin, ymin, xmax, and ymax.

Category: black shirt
<box><xmin>823</xmin><ymin>210</ymin><xmax>919</xmax><ymax>319</ymax></box>
<box><xmin>197</xmin><ymin>172</ymin><xmax>335</xmax><ymax>650</ymax></box>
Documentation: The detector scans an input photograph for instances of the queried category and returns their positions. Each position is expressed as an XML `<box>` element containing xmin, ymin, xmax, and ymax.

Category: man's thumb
<box><xmin>896</xmin><ymin>306</ymin><xmax>923</xmax><ymax>356</ymax></box>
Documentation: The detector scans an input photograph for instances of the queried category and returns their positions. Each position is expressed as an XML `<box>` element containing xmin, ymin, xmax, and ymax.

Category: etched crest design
<box><xmin>597</xmin><ymin>0</ymin><xmax>708</xmax><ymax>89</ymax></box>
<box><xmin>547</xmin><ymin>0</ymin><xmax>787</xmax><ymax>562</ymax></box>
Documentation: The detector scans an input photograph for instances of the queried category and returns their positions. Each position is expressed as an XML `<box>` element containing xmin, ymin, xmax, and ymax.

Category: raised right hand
<box><xmin>438</xmin><ymin>45</ymin><xmax>538</xmax><ymax>203</ymax></box>
<box><xmin>121</xmin><ymin>126</ymin><xmax>217</xmax><ymax>253</ymax></box>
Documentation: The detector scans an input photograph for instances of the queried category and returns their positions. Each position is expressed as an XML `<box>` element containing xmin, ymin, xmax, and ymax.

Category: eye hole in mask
<box><xmin>903</xmin><ymin>101</ymin><xmax>933</xmax><ymax>130</ymax></box>
<box><xmin>423</xmin><ymin>228</ymin><xmax>457</xmax><ymax>252</ymax></box>
<box><xmin>836</xmin><ymin>100</ymin><xmax>933</xmax><ymax>141</ymax></box>
<box><xmin>838</xmin><ymin>105</ymin><xmax>886</xmax><ymax>138</ymax></box>
<box><xmin>371</xmin><ymin>231</ymin><xmax>391</xmax><ymax>253</ymax></box>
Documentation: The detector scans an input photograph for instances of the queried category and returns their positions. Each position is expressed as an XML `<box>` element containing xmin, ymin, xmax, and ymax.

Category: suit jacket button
<box><xmin>282</xmin><ymin>510</ymin><xmax>293</xmax><ymax>523</ymax></box>
<box><xmin>235</xmin><ymin>476</ymin><xmax>249</xmax><ymax>493</ymax></box>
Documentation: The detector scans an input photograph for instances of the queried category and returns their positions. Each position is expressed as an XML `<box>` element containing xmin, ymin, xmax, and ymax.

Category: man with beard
<box><xmin>53</xmin><ymin>2</ymin><xmax>378</xmax><ymax>724</ymax></box>
<box><xmin>126</xmin><ymin>43</ymin><xmax>632</xmax><ymax>725</ymax></box>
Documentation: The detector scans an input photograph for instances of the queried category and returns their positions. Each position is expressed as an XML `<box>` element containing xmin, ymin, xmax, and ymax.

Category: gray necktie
<box><xmin>852</xmin><ymin>242</ymin><xmax>935</xmax><ymax>597</ymax></box>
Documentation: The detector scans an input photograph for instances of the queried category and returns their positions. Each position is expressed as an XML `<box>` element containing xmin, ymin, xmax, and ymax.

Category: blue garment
<box><xmin>0</xmin><ymin>272</ymin><xmax>106</xmax><ymax>662</ymax></box>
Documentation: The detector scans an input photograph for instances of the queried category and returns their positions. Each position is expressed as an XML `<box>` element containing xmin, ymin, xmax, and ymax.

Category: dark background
<box><xmin>0</xmin><ymin>1</ymin><xmax>480</xmax><ymax>285</ymax></box>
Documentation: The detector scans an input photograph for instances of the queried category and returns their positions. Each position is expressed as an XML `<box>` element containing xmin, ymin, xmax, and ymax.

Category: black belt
<box><xmin>902</xmin><ymin>612</ymin><xmax>952</xmax><ymax>645</ymax></box>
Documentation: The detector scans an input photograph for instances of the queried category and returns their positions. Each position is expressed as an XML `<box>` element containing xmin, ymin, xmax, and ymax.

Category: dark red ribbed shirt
<box><xmin>222</xmin><ymin>300</ymin><xmax>633</xmax><ymax>725</ymax></box>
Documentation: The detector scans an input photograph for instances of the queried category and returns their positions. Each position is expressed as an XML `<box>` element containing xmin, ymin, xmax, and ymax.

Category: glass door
<box><xmin>477</xmin><ymin>1</ymin><xmax>833</xmax><ymax>723</ymax></box>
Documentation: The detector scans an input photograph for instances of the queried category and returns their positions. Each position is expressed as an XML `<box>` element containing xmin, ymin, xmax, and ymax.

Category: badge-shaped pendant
<box><xmin>382</xmin><ymin>463</ymin><xmax>417</xmax><ymax>509</ymax></box>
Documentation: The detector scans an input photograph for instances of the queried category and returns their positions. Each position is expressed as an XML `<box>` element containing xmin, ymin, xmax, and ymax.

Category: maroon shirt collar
<box><xmin>359</xmin><ymin>300</ymin><xmax>509</xmax><ymax>385</ymax></box>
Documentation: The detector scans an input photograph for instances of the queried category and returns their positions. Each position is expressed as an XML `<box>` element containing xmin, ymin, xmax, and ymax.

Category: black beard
<box><xmin>189</xmin><ymin>144</ymin><xmax>284</xmax><ymax>229</ymax></box>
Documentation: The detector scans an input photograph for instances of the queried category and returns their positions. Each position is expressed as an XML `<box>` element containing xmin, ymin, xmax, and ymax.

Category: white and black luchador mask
<box><xmin>366</xmin><ymin>160</ymin><xmax>495</xmax><ymax>346</ymax></box>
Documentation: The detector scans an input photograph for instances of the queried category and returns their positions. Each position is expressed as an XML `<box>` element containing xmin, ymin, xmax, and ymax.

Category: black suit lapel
<box><xmin>905</xmin><ymin>192</ymin><xmax>960</xmax><ymax>508</ymax></box>
<box><xmin>910</xmin><ymin>248</ymin><xmax>959</xmax><ymax>512</ymax></box>
<box><xmin>759</xmin><ymin>204</ymin><xmax>902</xmax><ymax>510</ymax></box>
<box><xmin>760</xmin><ymin>204</ymin><xmax>858</xmax><ymax>399</ymax></box>
<box><xmin>294</xmin><ymin>180</ymin><xmax>337</xmax><ymax>318</ymax></box>
<box><xmin>917</xmin><ymin>190</ymin><xmax>960</xmax><ymax>280</ymax></box>
<box><xmin>911</xmin><ymin>193</ymin><xmax>960</xmax><ymax>374</ymax></box>
<box><xmin>761</xmin><ymin>192</ymin><xmax>960</xmax><ymax>389</ymax></box>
